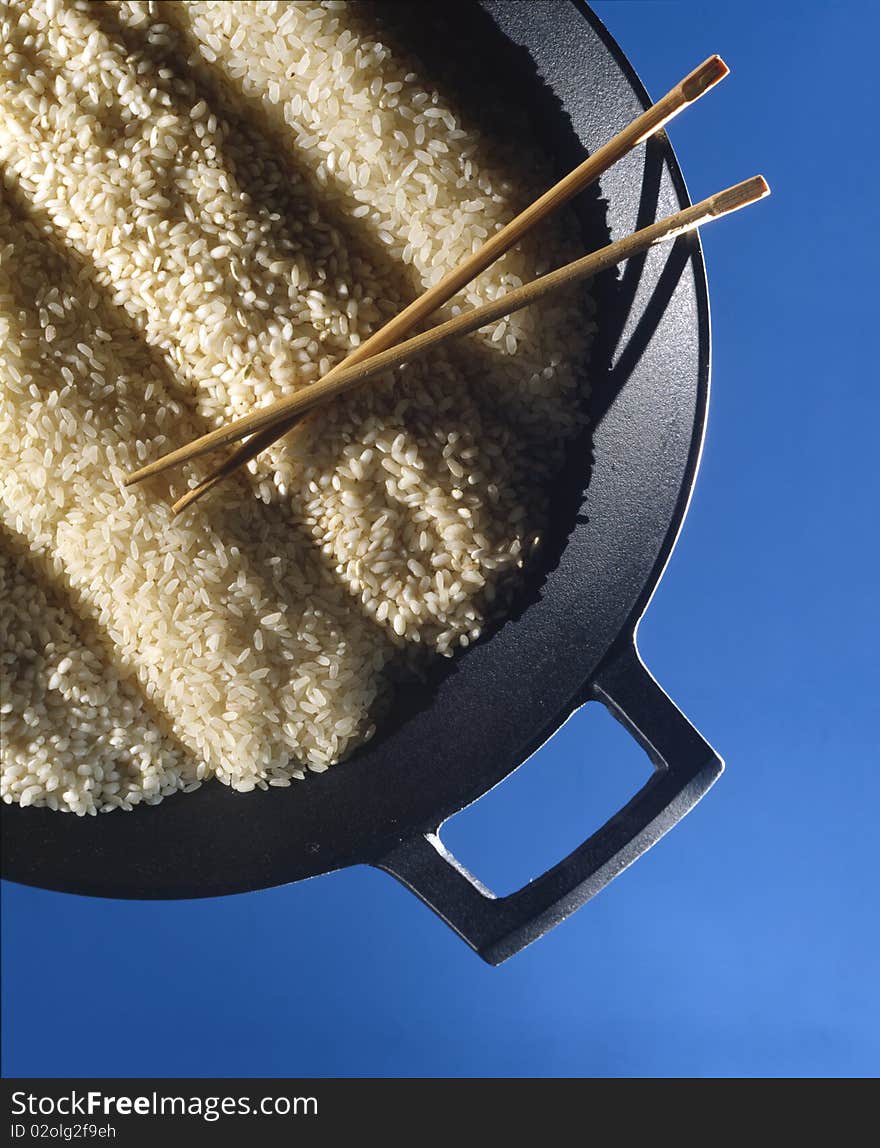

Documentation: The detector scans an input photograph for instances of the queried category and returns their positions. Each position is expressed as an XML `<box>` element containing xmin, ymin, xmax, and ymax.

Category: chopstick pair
<box><xmin>129</xmin><ymin>173</ymin><xmax>768</xmax><ymax>496</ymax></box>
<box><xmin>125</xmin><ymin>55</ymin><xmax>767</xmax><ymax>512</ymax></box>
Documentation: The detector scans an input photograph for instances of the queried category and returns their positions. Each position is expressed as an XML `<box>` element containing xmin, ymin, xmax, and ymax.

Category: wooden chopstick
<box><xmin>127</xmin><ymin>176</ymin><xmax>768</xmax><ymax>503</ymax></box>
<box><xmin>134</xmin><ymin>55</ymin><xmax>728</xmax><ymax>510</ymax></box>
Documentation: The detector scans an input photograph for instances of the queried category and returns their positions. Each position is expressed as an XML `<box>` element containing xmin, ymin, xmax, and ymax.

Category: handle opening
<box><xmin>376</xmin><ymin>638</ymin><xmax>723</xmax><ymax>965</ymax></box>
<box><xmin>439</xmin><ymin>698</ymin><xmax>654</xmax><ymax>898</ymax></box>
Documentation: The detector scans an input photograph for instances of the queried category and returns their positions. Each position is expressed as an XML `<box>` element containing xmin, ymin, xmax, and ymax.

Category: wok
<box><xmin>1</xmin><ymin>0</ymin><xmax>723</xmax><ymax>964</ymax></box>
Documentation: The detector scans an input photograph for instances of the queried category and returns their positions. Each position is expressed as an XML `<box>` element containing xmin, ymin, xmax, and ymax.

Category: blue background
<box><xmin>3</xmin><ymin>1</ymin><xmax>878</xmax><ymax>1078</ymax></box>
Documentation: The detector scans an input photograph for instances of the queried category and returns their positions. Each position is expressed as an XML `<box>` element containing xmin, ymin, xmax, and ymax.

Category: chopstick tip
<box><xmin>170</xmin><ymin>494</ymin><xmax>194</xmax><ymax>517</ymax></box>
<box><xmin>122</xmin><ymin>461</ymin><xmax>158</xmax><ymax>487</ymax></box>
<box><xmin>709</xmin><ymin>53</ymin><xmax>730</xmax><ymax>77</ymax></box>
<box><xmin>710</xmin><ymin>175</ymin><xmax>771</xmax><ymax>218</ymax></box>
<box><xmin>171</xmin><ymin>480</ymin><xmax>214</xmax><ymax>516</ymax></box>
<box><xmin>682</xmin><ymin>55</ymin><xmax>729</xmax><ymax>101</ymax></box>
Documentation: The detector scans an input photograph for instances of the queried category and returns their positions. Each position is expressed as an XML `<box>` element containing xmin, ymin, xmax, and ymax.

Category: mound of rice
<box><xmin>0</xmin><ymin>0</ymin><xmax>593</xmax><ymax>814</ymax></box>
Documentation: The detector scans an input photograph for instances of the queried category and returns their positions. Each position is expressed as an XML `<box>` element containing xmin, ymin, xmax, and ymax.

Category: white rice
<box><xmin>0</xmin><ymin>0</ymin><xmax>594</xmax><ymax>815</ymax></box>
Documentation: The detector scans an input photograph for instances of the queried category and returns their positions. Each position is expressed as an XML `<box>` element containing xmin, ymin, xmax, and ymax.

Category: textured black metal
<box><xmin>1</xmin><ymin>2</ymin><xmax>722</xmax><ymax>960</ymax></box>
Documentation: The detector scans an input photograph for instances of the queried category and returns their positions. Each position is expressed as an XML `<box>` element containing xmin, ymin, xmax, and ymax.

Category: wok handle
<box><xmin>375</xmin><ymin>636</ymin><xmax>723</xmax><ymax>965</ymax></box>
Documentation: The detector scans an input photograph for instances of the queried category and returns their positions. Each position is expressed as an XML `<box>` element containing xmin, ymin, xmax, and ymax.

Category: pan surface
<box><xmin>2</xmin><ymin>1</ymin><xmax>719</xmax><ymax>942</ymax></box>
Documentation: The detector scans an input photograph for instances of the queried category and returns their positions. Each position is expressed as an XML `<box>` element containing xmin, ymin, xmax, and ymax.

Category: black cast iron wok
<box><xmin>1</xmin><ymin>0</ymin><xmax>723</xmax><ymax>964</ymax></box>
